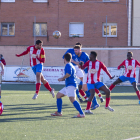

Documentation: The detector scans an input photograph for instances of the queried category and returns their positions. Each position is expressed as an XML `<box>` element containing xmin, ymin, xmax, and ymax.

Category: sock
<box><xmin>76</xmin><ymin>89</ymin><xmax>80</xmax><ymax>99</ymax></box>
<box><xmin>44</xmin><ymin>82</ymin><xmax>52</xmax><ymax>92</ymax></box>
<box><xmin>106</xmin><ymin>97</ymin><xmax>110</xmax><ymax>107</ymax></box>
<box><xmin>73</xmin><ymin>101</ymin><xmax>84</xmax><ymax>115</ymax></box>
<box><xmin>136</xmin><ymin>91</ymin><xmax>140</xmax><ymax>100</ymax></box>
<box><xmin>79</xmin><ymin>90</ymin><xmax>87</xmax><ymax>99</ymax></box>
<box><xmin>92</xmin><ymin>96</ymin><xmax>98</xmax><ymax>107</ymax></box>
<box><xmin>57</xmin><ymin>98</ymin><xmax>62</xmax><ymax>113</ymax></box>
<box><xmin>36</xmin><ymin>83</ymin><xmax>41</xmax><ymax>94</ymax></box>
<box><xmin>85</xmin><ymin>90</ymin><xmax>90</xmax><ymax>97</ymax></box>
<box><xmin>109</xmin><ymin>84</ymin><xmax>116</xmax><ymax>91</ymax></box>
<box><xmin>86</xmin><ymin>101</ymin><xmax>92</xmax><ymax>110</ymax></box>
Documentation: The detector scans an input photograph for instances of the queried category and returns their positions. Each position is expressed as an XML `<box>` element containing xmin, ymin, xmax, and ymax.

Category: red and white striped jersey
<box><xmin>82</xmin><ymin>60</ymin><xmax>112</xmax><ymax>84</ymax></box>
<box><xmin>118</xmin><ymin>59</ymin><xmax>140</xmax><ymax>78</ymax></box>
<box><xmin>27</xmin><ymin>45</ymin><xmax>45</xmax><ymax>67</ymax></box>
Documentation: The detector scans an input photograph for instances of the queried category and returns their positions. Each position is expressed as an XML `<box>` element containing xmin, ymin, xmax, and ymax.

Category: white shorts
<box><xmin>83</xmin><ymin>73</ymin><xmax>87</xmax><ymax>84</ymax></box>
<box><xmin>74</xmin><ymin>65</ymin><xmax>84</xmax><ymax>78</ymax></box>
<box><xmin>59</xmin><ymin>86</ymin><xmax>76</xmax><ymax>97</ymax></box>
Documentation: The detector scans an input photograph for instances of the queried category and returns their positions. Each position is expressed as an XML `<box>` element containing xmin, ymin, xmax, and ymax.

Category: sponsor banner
<box><xmin>2</xmin><ymin>67</ymin><xmax>140</xmax><ymax>85</ymax></box>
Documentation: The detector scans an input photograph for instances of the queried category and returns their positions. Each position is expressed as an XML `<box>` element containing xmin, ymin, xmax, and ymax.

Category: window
<box><xmin>1</xmin><ymin>0</ymin><xmax>15</xmax><ymax>2</ymax></box>
<box><xmin>33</xmin><ymin>0</ymin><xmax>48</xmax><ymax>2</ymax></box>
<box><xmin>68</xmin><ymin>0</ymin><xmax>84</xmax><ymax>2</ymax></box>
<box><xmin>102</xmin><ymin>23</ymin><xmax>117</xmax><ymax>37</ymax></box>
<box><xmin>1</xmin><ymin>23</ymin><xmax>15</xmax><ymax>36</ymax></box>
<box><xmin>69</xmin><ymin>22</ymin><xmax>84</xmax><ymax>37</ymax></box>
<box><xmin>103</xmin><ymin>0</ymin><xmax>119</xmax><ymax>2</ymax></box>
<box><xmin>34</xmin><ymin>23</ymin><xmax>47</xmax><ymax>36</ymax></box>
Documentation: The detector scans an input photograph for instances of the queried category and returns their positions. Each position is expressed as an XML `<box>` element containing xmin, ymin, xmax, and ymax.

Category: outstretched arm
<box><xmin>118</xmin><ymin>60</ymin><xmax>125</xmax><ymax>69</ymax></box>
<box><xmin>16</xmin><ymin>48</ymin><xmax>29</xmax><ymax>57</ymax></box>
<box><xmin>79</xmin><ymin>61</ymin><xmax>89</xmax><ymax>70</ymax></box>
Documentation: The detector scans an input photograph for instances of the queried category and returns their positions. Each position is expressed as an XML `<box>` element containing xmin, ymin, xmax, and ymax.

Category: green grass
<box><xmin>0</xmin><ymin>84</ymin><xmax>140</xmax><ymax>140</ymax></box>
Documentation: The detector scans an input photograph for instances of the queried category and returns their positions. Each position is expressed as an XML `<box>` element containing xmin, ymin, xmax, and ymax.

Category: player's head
<box><xmin>127</xmin><ymin>51</ymin><xmax>133</xmax><ymax>60</ymax></box>
<box><xmin>90</xmin><ymin>51</ymin><xmax>97</xmax><ymax>61</ymax></box>
<box><xmin>35</xmin><ymin>40</ymin><xmax>43</xmax><ymax>50</ymax></box>
<box><xmin>0</xmin><ymin>54</ymin><xmax>3</xmax><ymax>60</ymax></box>
<box><xmin>64</xmin><ymin>53</ymin><xmax>72</xmax><ymax>64</ymax></box>
<box><xmin>74</xmin><ymin>42</ymin><xmax>82</xmax><ymax>56</ymax></box>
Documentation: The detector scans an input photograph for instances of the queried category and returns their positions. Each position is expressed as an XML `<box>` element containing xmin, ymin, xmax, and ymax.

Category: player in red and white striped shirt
<box><xmin>80</xmin><ymin>51</ymin><xmax>115</xmax><ymax>114</ymax></box>
<box><xmin>109</xmin><ymin>52</ymin><xmax>140</xmax><ymax>104</ymax></box>
<box><xmin>16</xmin><ymin>40</ymin><xmax>55</xmax><ymax>99</ymax></box>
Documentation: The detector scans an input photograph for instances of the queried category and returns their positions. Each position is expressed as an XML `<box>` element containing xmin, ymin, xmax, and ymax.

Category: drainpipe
<box><xmin>128</xmin><ymin>0</ymin><xmax>132</xmax><ymax>46</ymax></box>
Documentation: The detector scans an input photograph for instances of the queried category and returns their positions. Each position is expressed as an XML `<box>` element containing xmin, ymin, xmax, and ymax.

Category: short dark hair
<box><xmin>127</xmin><ymin>51</ymin><xmax>133</xmax><ymax>56</ymax></box>
<box><xmin>64</xmin><ymin>53</ymin><xmax>72</xmax><ymax>62</ymax></box>
<box><xmin>36</xmin><ymin>40</ymin><xmax>43</xmax><ymax>45</ymax></box>
<box><xmin>90</xmin><ymin>51</ymin><xmax>97</xmax><ymax>57</ymax></box>
<box><xmin>73</xmin><ymin>42</ymin><xmax>82</xmax><ymax>49</ymax></box>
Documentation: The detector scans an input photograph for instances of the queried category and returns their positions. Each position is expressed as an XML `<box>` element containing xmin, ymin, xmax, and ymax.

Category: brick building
<box><xmin>0</xmin><ymin>0</ymin><xmax>129</xmax><ymax>47</ymax></box>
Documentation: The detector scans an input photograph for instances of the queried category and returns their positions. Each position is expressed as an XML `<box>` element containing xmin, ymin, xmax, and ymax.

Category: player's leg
<box><xmin>99</xmin><ymin>83</ymin><xmax>114</xmax><ymax>112</ymax></box>
<box><xmin>51</xmin><ymin>88</ymin><xmax>66</xmax><ymax>116</ymax></box>
<box><xmin>85</xmin><ymin>84</ymin><xmax>95</xmax><ymax>114</ymax></box>
<box><xmin>76</xmin><ymin>89</ymin><xmax>83</xmax><ymax>103</ymax></box>
<box><xmin>67</xmin><ymin>86</ymin><xmax>85</xmax><ymax>118</ymax></box>
<box><xmin>41</xmin><ymin>74</ymin><xmax>55</xmax><ymax>98</ymax></box>
<box><xmin>91</xmin><ymin>95</ymin><xmax>100</xmax><ymax>110</ymax></box>
<box><xmin>32</xmin><ymin>65</ymin><xmax>42</xmax><ymax>100</ymax></box>
<box><xmin>79</xmin><ymin>83</ymin><xmax>88</xmax><ymax>101</ymax></box>
<box><xmin>131</xmin><ymin>81</ymin><xmax>140</xmax><ymax>104</ymax></box>
<box><xmin>95</xmin><ymin>88</ymin><xmax>104</xmax><ymax>103</ymax></box>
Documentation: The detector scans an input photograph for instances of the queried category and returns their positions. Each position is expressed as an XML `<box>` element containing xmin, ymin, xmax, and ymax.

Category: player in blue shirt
<box><xmin>51</xmin><ymin>53</ymin><xmax>85</xmax><ymax>118</ymax></box>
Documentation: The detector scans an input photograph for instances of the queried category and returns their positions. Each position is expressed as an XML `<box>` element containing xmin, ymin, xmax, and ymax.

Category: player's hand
<box><xmin>110</xmin><ymin>75</ymin><xmax>115</xmax><ymax>79</ymax></box>
<box><xmin>120</xmin><ymin>66</ymin><xmax>125</xmax><ymax>68</ymax></box>
<box><xmin>15</xmin><ymin>54</ymin><xmax>20</xmax><ymax>57</ymax></box>
<box><xmin>58</xmin><ymin>78</ymin><xmax>63</xmax><ymax>82</ymax></box>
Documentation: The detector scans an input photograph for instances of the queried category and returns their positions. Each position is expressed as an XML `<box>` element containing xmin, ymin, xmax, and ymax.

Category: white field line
<box><xmin>124</xmin><ymin>136</ymin><xmax>140</xmax><ymax>140</ymax></box>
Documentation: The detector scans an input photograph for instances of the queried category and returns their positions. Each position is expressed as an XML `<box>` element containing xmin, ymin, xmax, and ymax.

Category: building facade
<box><xmin>0</xmin><ymin>0</ymin><xmax>128</xmax><ymax>47</ymax></box>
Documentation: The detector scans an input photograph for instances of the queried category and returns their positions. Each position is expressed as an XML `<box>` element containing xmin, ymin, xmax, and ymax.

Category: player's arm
<box><xmin>101</xmin><ymin>63</ymin><xmax>114</xmax><ymax>79</ymax></box>
<box><xmin>58</xmin><ymin>73</ymin><xmax>71</xmax><ymax>81</ymax></box>
<box><xmin>1</xmin><ymin>59</ymin><xmax>6</xmax><ymax>66</ymax></box>
<box><xmin>0</xmin><ymin>62</ymin><xmax>4</xmax><ymax>75</ymax></box>
<box><xmin>117</xmin><ymin>60</ymin><xmax>125</xmax><ymax>69</ymax></box>
<box><xmin>71</xmin><ymin>59</ymin><xmax>80</xmax><ymax>65</ymax></box>
<box><xmin>16</xmin><ymin>47</ymin><xmax>30</xmax><ymax>57</ymax></box>
<box><xmin>36</xmin><ymin>49</ymin><xmax>45</xmax><ymax>63</ymax></box>
<box><xmin>79</xmin><ymin>61</ymin><xmax>89</xmax><ymax>70</ymax></box>
<box><xmin>135</xmin><ymin>60</ymin><xmax>140</xmax><ymax>67</ymax></box>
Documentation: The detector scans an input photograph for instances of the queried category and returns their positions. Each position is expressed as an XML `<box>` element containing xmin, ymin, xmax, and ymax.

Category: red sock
<box><xmin>95</xmin><ymin>88</ymin><xmax>101</xmax><ymax>98</ymax></box>
<box><xmin>109</xmin><ymin>84</ymin><xmax>115</xmax><ymax>91</ymax></box>
<box><xmin>136</xmin><ymin>91</ymin><xmax>140</xmax><ymax>100</ymax></box>
<box><xmin>36</xmin><ymin>83</ymin><xmax>41</xmax><ymax>95</ymax></box>
<box><xmin>44</xmin><ymin>82</ymin><xmax>52</xmax><ymax>92</ymax></box>
<box><xmin>86</xmin><ymin>101</ymin><xmax>92</xmax><ymax>110</ymax></box>
<box><xmin>106</xmin><ymin>97</ymin><xmax>110</xmax><ymax>107</ymax></box>
<box><xmin>79</xmin><ymin>90</ymin><xmax>87</xmax><ymax>99</ymax></box>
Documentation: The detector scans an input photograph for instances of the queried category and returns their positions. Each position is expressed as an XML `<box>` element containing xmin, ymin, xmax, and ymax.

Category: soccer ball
<box><xmin>0</xmin><ymin>102</ymin><xmax>4</xmax><ymax>115</ymax></box>
<box><xmin>53</xmin><ymin>31</ymin><xmax>61</xmax><ymax>39</ymax></box>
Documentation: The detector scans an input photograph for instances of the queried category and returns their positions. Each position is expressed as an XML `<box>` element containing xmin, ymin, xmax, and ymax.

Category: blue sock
<box><xmin>57</xmin><ymin>98</ymin><xmax>62</xmax><ymax>113</ymax></box>
<box><xmin>76</xmin><ymin>89</ymin><xmax>80</xmax><ymax>99</ymax></box>
<box><xmin>92</xmin><ymin>96</ymin><xmax>98</xmax><ymax>107</ymax></box>
<box><xmin>85</xmin><ymin>90</ymin><xmax>90</xmax><ymax>97</ymax></box>
<box><xmin>73</xmin><ymin>100</ymin><xmax>84</xmax><ymax>115</ymax></box>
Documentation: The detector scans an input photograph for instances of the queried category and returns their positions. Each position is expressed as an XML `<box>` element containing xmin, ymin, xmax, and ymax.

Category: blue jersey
<box><xmin>62</xmin><ymin>49</ymin><xmax>78</xmax><ymax>66</ymax></box>
<box><xmin>77</xmin><ymin>52</ymin><xmax>89</xmax><ymax>73</ymax></box>
<box><xmin>65</xmin><ymin>63</ymin><xmax>77</xmax><ymax>87</ymax></box>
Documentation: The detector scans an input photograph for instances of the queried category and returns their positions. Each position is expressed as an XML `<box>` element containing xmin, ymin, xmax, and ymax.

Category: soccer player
<box><xmin>51</xmin><ymin>53</ymin><xmax>85</xmax><ymax>118</ymax></box>
<box><xmin>80</xmin><ymin>51</ymin><xmax>115</xmax><ymax>114</ymax></box>
<box><xmin>108</xmin><ymin>52</ymin><xmax>140</xmax><ymax>104</ymax></box>
<box><xmin>15</xmin><ymin>40</ymin><xmax>55</xmax><ymax>99</ymax></box>
<box><xmin>0</xmin><ymin>61</ymin><xmax>4</xmax><ymax>76</ymax></box>
<box><xmin>0</xmin><ymin>54</ymin><xmax>6</xmax><ymax>65</ymax></box>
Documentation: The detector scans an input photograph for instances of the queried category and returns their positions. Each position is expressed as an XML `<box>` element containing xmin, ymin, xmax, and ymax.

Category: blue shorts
<box><xmin>32</xmin><ymin>63</ymin><xmax>43</xmax><ymax>75</ymax></box>
<box><xmin>87</xmin><ymin>82</ymin><xmax>104</xmax><ymax>90</ymax></box>
<box><xmin>119</xmin><ymin>76</ymin><xmax>136</xmax><ymax>84</ymax></box>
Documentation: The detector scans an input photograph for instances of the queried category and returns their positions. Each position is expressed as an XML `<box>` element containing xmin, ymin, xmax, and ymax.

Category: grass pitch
<box><xmin>0</xmin><ymin>84</ymin><xmax>140</xmax><ymax>140</ymax></box>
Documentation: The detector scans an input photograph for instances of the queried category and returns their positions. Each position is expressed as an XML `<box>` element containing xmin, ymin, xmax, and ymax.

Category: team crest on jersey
<box><xmin>89</xmin><ymin>69</ymin><xmax>97</xmax><ymax>74</ymax></box>
<box><xmin>127</xmin><ymin>65</ymin><xmax>133</xmax><ymax>70</ymax></box>
<box><xmin>31</xmin><ymin>54</ymin><xmax>37</xmax><ymax>58</ymax></box>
